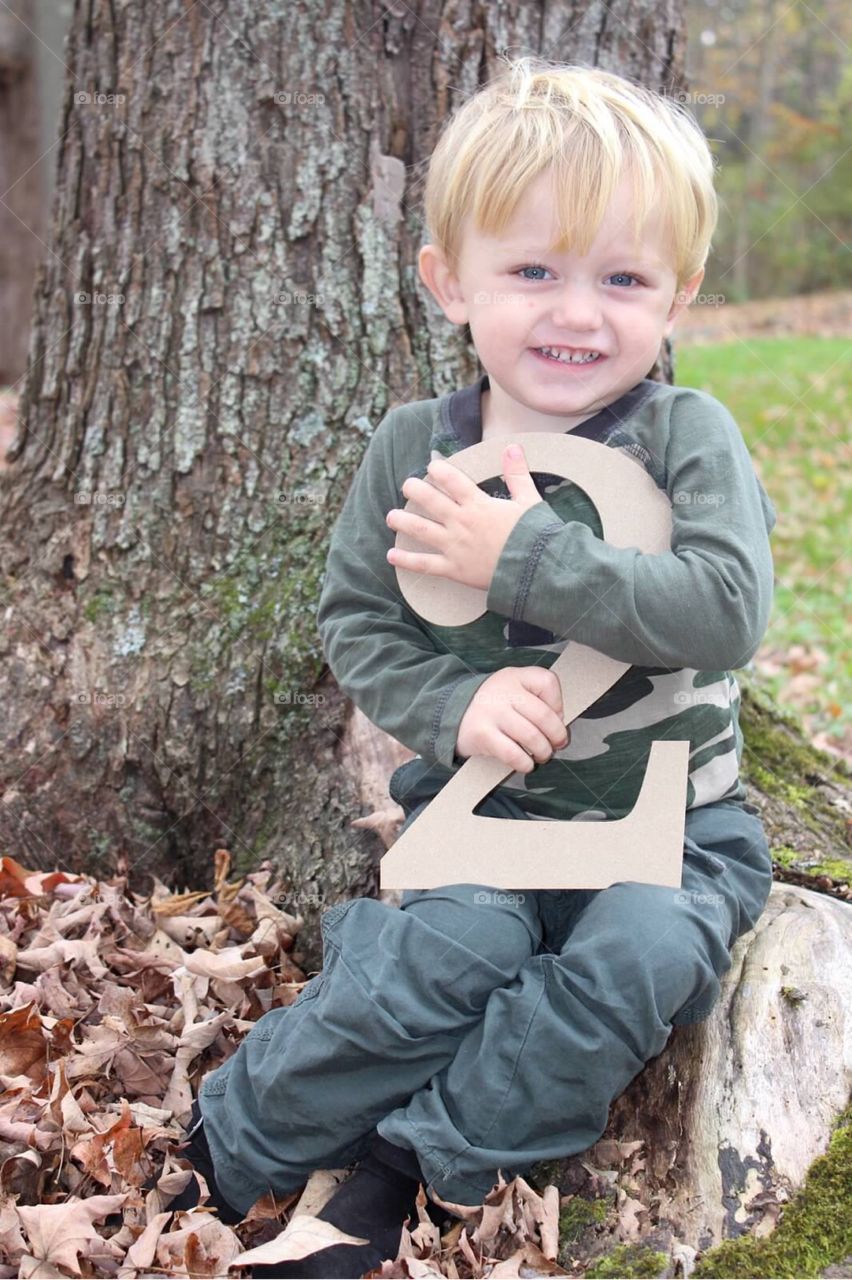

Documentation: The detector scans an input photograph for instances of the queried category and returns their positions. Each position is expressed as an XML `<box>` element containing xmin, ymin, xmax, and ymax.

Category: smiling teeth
<box><xmin>538</xmin><ymin>346</ymin><xmax>601</xmax><ymax>364</ymax></box>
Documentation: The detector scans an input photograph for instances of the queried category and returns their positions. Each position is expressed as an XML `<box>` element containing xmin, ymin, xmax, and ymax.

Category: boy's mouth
<box><xmin>532</xmin><ymin>345</ymin><xmax>606</xmax><ymax>366</ymax></box>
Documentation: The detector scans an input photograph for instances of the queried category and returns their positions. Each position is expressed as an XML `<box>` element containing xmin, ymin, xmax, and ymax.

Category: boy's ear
<box><xmin>663</xmin><ymin>267</ymin><xmax>705</xmax><ymax>337</ymax></box>
<box><xmin>418</xmin><ymin>244</ymin><xmax>469</xmax><ymax>325</ymax></box>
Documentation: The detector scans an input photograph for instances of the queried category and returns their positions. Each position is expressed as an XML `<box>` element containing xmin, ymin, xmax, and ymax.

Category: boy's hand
<box><xmin>456</xmin><ymin>667</ymin><xmax>570</xmax><ymax>774</ymax></box>
<box><xmin>385</xmin><ymin>444</ymin><xmax>543</xmax><ymax>592</ymax></box>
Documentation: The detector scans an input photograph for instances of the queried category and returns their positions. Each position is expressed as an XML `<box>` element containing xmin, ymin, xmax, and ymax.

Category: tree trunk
<box><xmin>730</xmin><ymin>0</ymin><xmax>781</xmax><ymax>302</ymax></box>
<box><xmin>0</xmin><ymin>0</ymin><xmax>44</xmax><ymax>386</ymax></box>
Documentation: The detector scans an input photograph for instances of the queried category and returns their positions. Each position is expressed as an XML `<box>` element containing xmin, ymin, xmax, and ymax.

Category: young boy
<box><xmin>174</xmin><ymin>56</ymin><xmax>777</xmax><ymax>1278</ymax></box>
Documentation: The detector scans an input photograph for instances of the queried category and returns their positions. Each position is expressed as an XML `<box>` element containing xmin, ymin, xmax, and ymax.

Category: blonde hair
<box><xmin>420</xmin><ymin>55</ymin><xmax>718</xmax><ymax>289</ymax></box>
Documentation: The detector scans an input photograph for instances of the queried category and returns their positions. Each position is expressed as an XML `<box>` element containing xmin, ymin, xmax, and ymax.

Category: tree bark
<box><xmin>731</xmin><ymin>0</ymin><xmax>781</xmax><ymax>302</ymax></box>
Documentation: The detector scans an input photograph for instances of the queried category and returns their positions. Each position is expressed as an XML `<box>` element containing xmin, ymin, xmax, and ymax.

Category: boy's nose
<box><xmin>550</xmin><ymin>285</ymin><xmax>602</xmax><ymax>331</ymax></box>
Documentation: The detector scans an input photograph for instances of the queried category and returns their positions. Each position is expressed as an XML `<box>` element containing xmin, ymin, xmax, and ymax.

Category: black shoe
<box><xmin>148</xmin><ymin>1099</ymin><xmax>244</xmax><ymax>1226</ymax></box>
<box><xmin>250</xmin><ymin>1134</ymin><xmax>450</xmax><ymax>1279</ymax></box>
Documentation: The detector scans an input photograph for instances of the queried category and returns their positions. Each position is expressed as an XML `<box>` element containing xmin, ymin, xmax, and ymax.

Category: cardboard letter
<box><xmin>379</xmin><ymin>434</ymin><xmax>689</xmax><ymax>890</ymax></box>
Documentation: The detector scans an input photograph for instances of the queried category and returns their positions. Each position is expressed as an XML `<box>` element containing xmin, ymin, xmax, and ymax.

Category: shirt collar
<box><xmin>443</xmin><ymin>371</ymin><xmax>661</xmax><ymax>450</ymax></box>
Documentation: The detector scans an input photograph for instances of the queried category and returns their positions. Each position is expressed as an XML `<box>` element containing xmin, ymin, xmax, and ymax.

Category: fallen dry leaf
<box><xmin>351</xmin><ymin>805</ymin><xmax>406</xmax><ymax>848</ymax></box>
<box><xmin>17</xmin><ymin>1195</ymin><xmax>127</xmax><ymax>1274</ymax></box>
<box><xmin>230</xmin><ymin>1212</ymin><xmax>370</xmax><ymax>1267</ymax></box>
<box><xmin>0</xmin><ymin>850</ymin><xmax>573</xmax><ymax>1278</ymax></box>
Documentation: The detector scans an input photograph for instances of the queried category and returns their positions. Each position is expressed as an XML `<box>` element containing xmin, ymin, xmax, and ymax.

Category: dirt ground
<box><xmin>675</xmin><ymin>286</ymin><xmax>852</xmax><ymax>345</ymax></box>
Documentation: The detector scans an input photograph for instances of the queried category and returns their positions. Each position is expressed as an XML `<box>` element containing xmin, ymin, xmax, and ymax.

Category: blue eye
<box><xmin>515</xmin><ymin>264</ymin><xmax>551</xmax><ymax>281</ymax></box>
<box><xmin>514</xmin><ymin>265</ymin><xmax>644</xmax><ymax>286</ymax></box>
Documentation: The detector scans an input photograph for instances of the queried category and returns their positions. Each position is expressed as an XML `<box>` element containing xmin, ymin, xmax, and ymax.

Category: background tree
<box><xmin>0</xmin><ymin>0</ymin><xmax>44</xmax><ymax>385</ymax></box>
<box><xmin>686</xmin><ymin>0</ymin><xmax>852</xmax><ymax>300</ymax></box>
<box><xmin>0</xmin><ymin>0</ymin><xmax>685</xmax><ymax>913</ymax></box>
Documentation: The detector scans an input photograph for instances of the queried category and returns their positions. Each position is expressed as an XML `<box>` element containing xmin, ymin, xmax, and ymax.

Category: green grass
<box><xmin>676</xmin><ymin>337</ymin><xmax>851</xmax><ymax>748</ymax></box>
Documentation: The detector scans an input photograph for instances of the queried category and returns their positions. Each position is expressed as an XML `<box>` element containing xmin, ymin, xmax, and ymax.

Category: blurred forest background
<box><xmin>678</xmin><ymin>0</ymin><xmax>852</xmax><ymax>760</ymax></box>
<box><xmin>0</xmin><ymin>0</ymin><xmax>850</xmax><ymax>762</ymax></box>
<box><xmin>685</xmin><ymin>0</ymin><xmax>852</xmax><ymax>302</ymax></box>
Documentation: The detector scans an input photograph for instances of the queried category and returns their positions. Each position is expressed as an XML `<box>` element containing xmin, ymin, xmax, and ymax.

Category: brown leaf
<box><xmin>0</xmin><ymin>934</ymin><xmax>17</xmax><ymax>983</ymax></box>
<box><xmin>17</xmin><ymin>1194</ymin><xmax>127</xmax><ymax>1274</ymax></box>
<box><xmin>184</xmin><ymin>1221</ymin><xmax>244</xmax><ymax>1277</ymax></box>
<box><xmin>120</xmin><ymin>1209</ymin><xmax>172</xmax><ymax>1270</ymax></box>
<box><xmin>151</xmin><ymin>889</ymin><xmax>211</xmax><ymax>917</ymax></box>
<box><xmin>0</xmin><ymin>1004</ymin><xmax>47</xmax><ymax>1080</ymax></box>
<box><xmin>351</xmin><ymin>806</ymin><xmax>406</xmax><ymax>849</ymax></box>
<box><xmin>0</xmin><ymin>1149</ymin><xmax>42</xmax><ymax>1203</ymax></box>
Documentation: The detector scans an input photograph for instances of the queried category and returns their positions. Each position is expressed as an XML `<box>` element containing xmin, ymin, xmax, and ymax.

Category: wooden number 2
<box><xmin>379</xmin><ymin>433</ymin><xmax>690</xmax><ymax>890</ymax></box>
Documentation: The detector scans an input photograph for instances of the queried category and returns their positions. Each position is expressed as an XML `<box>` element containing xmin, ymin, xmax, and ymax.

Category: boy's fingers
<box><xmin>482</xmin><ymin>728</ymin><xmax>534</xmax><ymax>774</ymax></box>
<box><xmin>503</xmin><ymin>707</ymin><xmax>561</xmax><ymax>763</ymax></box>
<box><xmin>514</xmin><ymin>666</ymin><xmax>565</xmax><ymax>723</ymax></box>
<box><xmin>517</xmin><ymin>697</ymin><xmax>569</xmax><ymax>750</ymax></box>
<box><xmin>496</xmin><ymin>734</ymin><xmax>537</xmax><ymax>774</ymax></box>
<box><xmin>551</xmin><ymin>717</ymin><xmax>570</xmax><ymax>746</ymax></box>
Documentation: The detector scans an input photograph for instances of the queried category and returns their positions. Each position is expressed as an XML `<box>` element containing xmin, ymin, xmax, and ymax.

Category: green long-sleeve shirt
<box><xmin>316</xmin><ymin>374</ymin><xmax>776</xmax><ymax>820</ymax></box>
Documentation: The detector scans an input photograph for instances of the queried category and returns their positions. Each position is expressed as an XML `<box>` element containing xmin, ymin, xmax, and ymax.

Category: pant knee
<box><xmin>400</xmin><ymin>885</ymin><xmax>541</xmax><ymax>979</ymax></box>
<box><xmin>561</xmin><ymin>882</ymin><xmax>731</xmax><ymax>1031</ymax></box>
<box><xmin>322</xmin><ymin>893</ymin><xmax>535</xmax><ymax>1028</ymax></box>
<box><xmin>685</xmin><ymin>801</ymin><xmax>774</xmax><ymax>941</ymax></box>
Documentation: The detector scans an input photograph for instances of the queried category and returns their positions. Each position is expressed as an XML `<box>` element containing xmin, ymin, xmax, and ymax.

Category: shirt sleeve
<box><xmin>316</xmin><ymin>410</ymin><xmax>491</xmax><ymax>768</ymax></box>
<box><xmin>484</xmin><ymin>388</ymin><xmax>777</xmax><ymax>671</ymax></box>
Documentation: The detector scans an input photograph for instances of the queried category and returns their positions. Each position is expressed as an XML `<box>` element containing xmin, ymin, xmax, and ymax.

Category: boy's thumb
<box><xmin>501</xmin><ymin>443</ymin><xmax>541</xmax><ymax>508</ymax></box>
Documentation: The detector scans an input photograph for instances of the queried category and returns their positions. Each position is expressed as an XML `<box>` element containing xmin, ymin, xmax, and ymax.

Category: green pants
<box><xmin>198</xmin><ymin>758</ymin><xmax>773</xmax><ymax>1212</ymax></box>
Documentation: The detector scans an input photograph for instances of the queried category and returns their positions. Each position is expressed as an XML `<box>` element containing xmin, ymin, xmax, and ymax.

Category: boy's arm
<box><xmin>485</xmin><ymin>389</ymin><xmax>777</xmax><ymax>670</ymax></box>
<box><xmin>316</xmin><ymin>410</ymin><xmax>491</xmax><ymax>769</ymax></box>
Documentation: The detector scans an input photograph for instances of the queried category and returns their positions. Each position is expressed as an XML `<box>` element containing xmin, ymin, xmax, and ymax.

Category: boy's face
<box><xmin>419</xmin><ymin>167</ymin><xmax>704</xmax><ymax>432</ymax></box>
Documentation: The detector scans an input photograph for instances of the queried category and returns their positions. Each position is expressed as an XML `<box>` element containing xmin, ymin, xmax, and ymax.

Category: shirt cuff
<box><xmin>486</xmin><ymin>501</ymin><xmax>566</xmax><ymax>625</ymax></box>
<box><xmin>431</xmin><ymin>672</ymin><xmax>492</xmax><ymax>768</ymax></box>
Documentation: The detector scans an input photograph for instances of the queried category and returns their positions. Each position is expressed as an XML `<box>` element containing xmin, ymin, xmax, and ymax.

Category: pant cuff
<box><xmin>369</xmin><ymin>1133</ymin><xmax>425</xmax><ymax>1183</ymax></box>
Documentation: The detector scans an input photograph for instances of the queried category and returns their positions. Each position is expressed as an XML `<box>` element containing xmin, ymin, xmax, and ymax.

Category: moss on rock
<box><xmin>691</xmin><ymin>1103</ymin><xmax>852</xmax><ymax>1278</ymax></box>
<box><xmin>738</xmin><ymin>676</ymin><xmax>852</xmax><ymax>880</ymax></box>
<box><xmin>558</xmin><ymin>1195</ymin><xmax>609</xmax><ymax>1242</ymax></box>
<box><xmin>585</xmin><ymin>1243</ymin><xmax>669</xmax><ymax>1277</ymax></box>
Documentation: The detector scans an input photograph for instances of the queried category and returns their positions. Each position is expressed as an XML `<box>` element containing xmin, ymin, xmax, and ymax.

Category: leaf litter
<box><xmin>0</xmin><ymin>849</ymin><xmax>574</xmax><ymax>1278</ymax></box>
